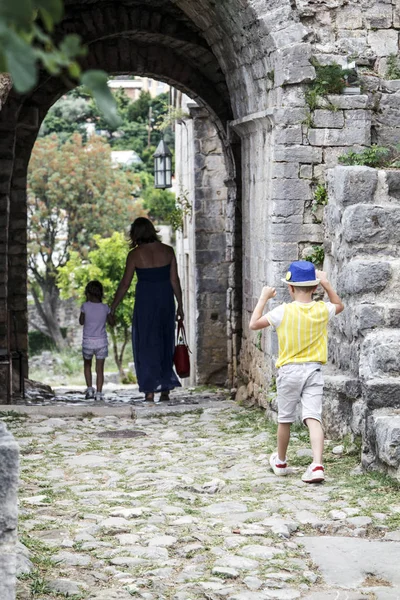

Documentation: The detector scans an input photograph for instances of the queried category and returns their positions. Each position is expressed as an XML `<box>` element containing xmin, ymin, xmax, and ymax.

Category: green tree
<box><xmin>0</xmin><ymin>0</ymin><xmax>119</xmax><ymax>125</ymax></box>
<box><xmin>58</xmin><ymin>233</ymin><xmax>134</xmax><ymax>375</ymax></box>
<box><xmin>142</xmin><ymin>186</ymin><xmax>176</xmax><ymax>223</ymax></box>
<box><xmin>28</xmin><ymin>133</ymin><xmax>146</xmax><ymax>349</ymax></box>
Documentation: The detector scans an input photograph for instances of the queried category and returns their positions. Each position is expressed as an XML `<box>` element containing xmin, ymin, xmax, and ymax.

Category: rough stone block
<box><xmin>325</xmin><ymin>95</ymin><xmax>370</xmax><ymax>109</ymax></box>
<box><xmin>323</xmin><ymin>372</ymin><xmax>362</xmax><ymax>438</ymax></box>
<box><xmin>274</xmin><ymin>145</ymin><xmax>322</xmax><ymax>164</ymax></box>
<box><xmin>385</xmin><ymin>171</ymin><xmax>400</xmax><ymax>200</ymax></box>
<box><xmin>328</xmin><ymin>166</ymin><xmax>378</xmax><ymax>207</ymax></box>
<box><xmin>271</xmin><ymin>178</ymin><xmax>311</xmax><ymax>200</ymax></box>
<box><xmin>313</xmin><ymin>110</ymin><xmax>344</xmax><ymax>129</ymax></box>
<box><xmin>365</xmin><ymin>4</ymin><xmax>393</xmax><ymax>29</ymax></box>
<box><xmin>354</xmin><ymin>304</ymin><xmax>385</xmax><ymax>332</ymax></box>
<box><xmin>299</xmin><ymin>164</ymin><xmax>313</xmax><ymax>179</ymax></box>
<box><xmin>335</xmin><ymin>6</ymin><xmax>363</xmax><ymax>29</ymax></box>
<box><xmin>269</xmin><ymin>23</ymin><xmax>309</xmax><ymax>49</ymax></box>
<box><xmin>344</xmin><ymin>109</ymin><xmax>371</xmax><ymax>124</ymax></box>
<box><xmin>273</xmin><ymin>108</ymin><xmax>308</xmax><ymax>126</ymax></box>
<box><xmin>274</xmin><ymin>126</ymin><xmax>303</xmax><ymax>144</ymax></box>
<box><xmin>385</xmin><ymin>306</ymin><xmax>400</xmax><ymax>328</ymax></box>
<box><xmin>270</xmin><ymin>199</ymin><xmax>304</xmax><ymax>218</ymax></box>
<box><xmin>271</xmin><ymin>162</ymin><xmax>299</xmax><ymax>179</ymax></box>
<box><xmin>360</xmin><ymin>329</ymin><xmax>400</xmax><ymax>382</ymax></box>
<box><xmin>374</xmin><ymin>126</ymin><xmax>400</xmax><ymax>147</ymax></box>
<box><xmin>274</xmin><ymin>43</ymin><xmax>315</xmax><ymax>86</ymax></box>
<box><xmin>368</xmin><ymin>30</ymin><xmax>398</xmax><ymax>56</ymax></box>
<box><xmin>339</xmin><ymin>260</ymin><xmax>391</xmax><ymax>295</ymax></box>
<box><xmin>308</xmin><ymin>126</ymin><xmax>370</xmax><ymax>146</ymax></box>
<box><xmin>342</xmin><ymin>204</ymin><xmax>400</xmax><ymax>244</ymax></box>
<box><xmin>372</xmin><ymin>409</ymin><xmax>400</xmax><ymax>470</ymax></box>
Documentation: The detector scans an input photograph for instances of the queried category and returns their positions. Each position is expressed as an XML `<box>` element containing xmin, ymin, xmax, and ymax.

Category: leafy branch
<box><xmin>0</xmin><ymin>0</ymin><xmax>119</xmax><ymax>126</ymax></box>
<box><xmin>169</xmin><ymin>184</ymin><xmax>192</xmax><ymax>231</ymax></box>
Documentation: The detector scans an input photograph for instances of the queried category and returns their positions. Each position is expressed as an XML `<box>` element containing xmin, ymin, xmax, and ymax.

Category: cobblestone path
<box><xmin>5</xmin><ymin>393</ymin><xmax>400</xmax><ymax>600</ymax></box>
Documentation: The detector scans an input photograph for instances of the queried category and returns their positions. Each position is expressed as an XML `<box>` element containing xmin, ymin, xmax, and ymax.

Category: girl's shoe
<box><xmin>145</xmin><ymin>392</ymin><xmax>155</xmax><ymax>402</ymax></box>
<box><xmin>302</xmin><ymin>463</ymin><xmax>325</xmax><ymax>483</ymax></box>
<box><xmin>95</xmin><ymin>392</ymin><xmax>105</xmax><ymax>402</ymax></box>
<box><xmin>160</xmin><ymin>391</ymin><xmax>170</xmax><ymax>402</ymax></box>
<box><xmin>85</xmin><ymin>387</ymin><xmax>95</xmax><ymax>400</ymax></box>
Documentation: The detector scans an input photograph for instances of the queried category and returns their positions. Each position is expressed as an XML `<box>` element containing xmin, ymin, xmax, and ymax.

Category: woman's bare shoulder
<box><xmin>160</xmin><ymin>243</ymin><xmax>175</xmax><ymax>255</ymax></box>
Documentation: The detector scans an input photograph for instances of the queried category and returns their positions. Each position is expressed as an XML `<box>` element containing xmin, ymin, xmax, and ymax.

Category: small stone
<box><xmin>211</xmin><ymin>565</ymin><xmax>239</xmax><ymax>578</ymax></box>
<box><xmin>48</xmin><ymin>579</ymin><xmax>87</xmax><ymax>596</ymax></box>
<box><xmin>329</xmin><ymin>510</ymin><xmax>347</xmax><ymax>520</ymax></box>
<box><xmin>346</xmin><ymin>516</ymin><xmax>372</xmax><ymax>527</ymax></box>
<box><xmin>243</xmin><ymin>575</ymin><xmax>263</xmax><ymax>590</ymax></box>
<box><xmin>52</xmin><ymin>551</ymin><xmax>91</xmax><ymax>567</ymax></box>
<box><xmin>303</xmin><ymin>570</ymin><xmax>318</xmax><ymax>583</ymax></box>
<box><xmin>203</xmin><ymin>501</ymin><xmax>248</xmax><ymax>515</ymax></box>
<box><xmin>332</xmin><ymin>445</ymin><xmax>344</xmax><ymax>455</ymax></box>
<box><xmin>148</xmin><ymin>535</ymin><xmax>177</xmax><ymax>547</ymax></box>
<box><xmin>239</xmin><ymin>544</ymin><xmax>285</xmax><ymax>560</ymax></box>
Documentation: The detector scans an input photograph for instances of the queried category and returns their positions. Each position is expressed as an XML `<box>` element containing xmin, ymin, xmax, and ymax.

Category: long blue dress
<box><xmin>132</xmin><ymin>264</ymin><xmax>181</xmax><ymax>393</ymax></box>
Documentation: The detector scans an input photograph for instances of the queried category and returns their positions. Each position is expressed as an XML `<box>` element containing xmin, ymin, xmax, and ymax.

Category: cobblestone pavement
<box><xmin>4</xmin><ymin>389</ymin><xmax>400</xmax><ymax>600</ymax></box>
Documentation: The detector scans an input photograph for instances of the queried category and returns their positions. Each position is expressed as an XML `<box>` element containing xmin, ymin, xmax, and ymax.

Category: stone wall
<box><xmin>324</xmin><ymin>165</ymin><xmax>400</xmax><ymax>478</ymax></box>
<box><xmin>0</xmin><ymin>422</ymin><xmax>19</xmax><ymax>600</ymax></box>
<box><xmin>175</xmin><ymin>101</ymin><xmax>232</xmax><ymax>386</ymax></box>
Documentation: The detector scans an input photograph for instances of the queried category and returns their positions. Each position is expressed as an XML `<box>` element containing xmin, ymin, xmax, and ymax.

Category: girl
<box><xmin>79</xmin><ymin>280</ymin><xmax>114</xmax><ymax>401</ymax></box>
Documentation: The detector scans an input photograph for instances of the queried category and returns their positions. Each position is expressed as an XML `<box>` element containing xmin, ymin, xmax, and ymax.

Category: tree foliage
<box><xmin>0</xmin><ymin>0</ymin><xmax>119</xmax><ymax>125</ymax></box>
<box><xmin>28</xmin><ymin>133</ymin><xmax>146</xmax><ymax>348</ymax></box>
<box><xmin>58</xmin><ymin>233</ymin><xmax>134</xmax><ymax>374</ymax></box>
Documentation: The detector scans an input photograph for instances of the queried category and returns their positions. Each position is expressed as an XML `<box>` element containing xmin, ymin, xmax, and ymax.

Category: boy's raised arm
<box><xmin>249</xmin><ymin>286</ymin><xmax>277</xmax><ymax>330</ymax></box>
<box><xmin>316</xmin><ymin>270</ymin><xmax>344</xmax><ymax>315</ymax></box>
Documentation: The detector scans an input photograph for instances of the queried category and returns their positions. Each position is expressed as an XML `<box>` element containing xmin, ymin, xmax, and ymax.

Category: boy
<box><xmin>249</xmin><ymin>261</ymin><xmax>344</xmax><ymax>483</ymax></box>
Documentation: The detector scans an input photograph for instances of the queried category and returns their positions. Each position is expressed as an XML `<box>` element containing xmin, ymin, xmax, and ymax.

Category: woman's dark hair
<box><xmin>85</xmin><ymin>280</ymin><xmax>103</xmax><ymax>300</ymax></box>
<box><xmin>129</xmin><ymin>217</ymin><xmax>160</xmax><ymax>248</ymax></box>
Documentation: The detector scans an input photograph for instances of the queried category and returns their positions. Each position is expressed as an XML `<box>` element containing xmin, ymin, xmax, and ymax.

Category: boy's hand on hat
<box><xmin>261</xmin><ymin>286</ymin><xmax>276</xmax><ymax>301</ymax></box>
<box><xmin>316</xmin><ymin>270</ymin><xmax>329</xmax><ymax>285</ymax></box>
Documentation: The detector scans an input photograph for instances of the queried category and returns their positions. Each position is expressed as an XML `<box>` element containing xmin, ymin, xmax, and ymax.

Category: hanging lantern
<box><xmin>153</xmin><ymin>139</ymin><xmax>172</xmax><ymax>189</ymax></box>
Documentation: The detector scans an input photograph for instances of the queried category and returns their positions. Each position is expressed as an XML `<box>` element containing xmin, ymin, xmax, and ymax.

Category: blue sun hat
<box><xmin>281</xmin><ymin>261</ymin><xmax>320</xmax><ymax>286</ymax></box>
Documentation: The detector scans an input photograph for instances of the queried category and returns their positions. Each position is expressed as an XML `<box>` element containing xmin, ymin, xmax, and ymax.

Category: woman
<box><xmin>111</xmin><ymin>217</ymin><xmax>184</xmax><ymax>402</ymax></box>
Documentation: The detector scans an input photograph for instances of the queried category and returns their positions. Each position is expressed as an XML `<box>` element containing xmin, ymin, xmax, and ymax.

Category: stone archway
<box><xmin>3</xmin><ymin>0</ymin><xmax>397</xmax><ymax>407</ymax></box>
<box><xmin>0</xmin><ymin>0</ymin><xmax>326</xmax><ymax>400</ymax></box>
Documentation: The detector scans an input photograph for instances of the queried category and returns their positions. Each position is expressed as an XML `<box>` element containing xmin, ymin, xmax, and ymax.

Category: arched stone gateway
<box><xmin>1</xmin><ymin>0</ymin><xmax>400</xmax><ymax>475</ymax></box>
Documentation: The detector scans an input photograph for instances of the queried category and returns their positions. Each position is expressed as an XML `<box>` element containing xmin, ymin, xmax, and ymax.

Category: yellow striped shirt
<box><xmin>266</xmin><ymin>301</ymin><xmax>335</xmax><ymax>368</ymax></box>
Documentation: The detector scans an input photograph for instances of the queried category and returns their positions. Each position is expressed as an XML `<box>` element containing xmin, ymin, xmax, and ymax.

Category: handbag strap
<box><xmin>176</xmin><ymin>320</ymin><xmax>191</xmax><ymax>352</ymax></box>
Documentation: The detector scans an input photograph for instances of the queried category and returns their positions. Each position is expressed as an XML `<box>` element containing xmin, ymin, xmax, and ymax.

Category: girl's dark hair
<box><xmin>129</xmin><ymin>217</ymin><xmax>160</xmax><ymax>248</ymax></box>
<box><xmin>85</xmin><ymin>280</ymin><xmax>103</xmax><ymax>300</ymax></box>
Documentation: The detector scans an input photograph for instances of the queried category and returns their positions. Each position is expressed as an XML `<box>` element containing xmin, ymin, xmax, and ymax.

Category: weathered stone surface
<box><xmin>328</xmin><ymin>166</ymin><xmax>378</xmax><ymax>207</ymax></box>
<box><xmin>313</xmin><ymin>109</ymin><xmax>344</xmax><ymax>128</ymax></box>
<box><xmin>342</xmin><ymin>205</ymin><xmax>400</xmax><ymax>244</ymax></box>
<box><xmin>339</xmin><ymin>261</ymin><xmax>391</xmax><ymax>295</ymax></box>
<box><xmin>308</xmin><ymin>126</ymin><xmax>370</xmax><ymax>147</ymax></box>
<box><xmin>302</xmin><ymin>536</ymin><xmax>400</xmax><ymax>588</ymax></box>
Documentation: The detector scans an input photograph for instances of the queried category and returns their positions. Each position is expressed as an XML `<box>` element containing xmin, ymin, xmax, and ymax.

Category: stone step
<box><xmin>362</xmin><ymin>407</ymin><xmax>400</xmax><ymax>479</ymax></box>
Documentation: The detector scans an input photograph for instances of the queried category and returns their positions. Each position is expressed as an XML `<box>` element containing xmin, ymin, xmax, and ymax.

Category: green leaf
<box><xmin>3</xmin><ymin>29</ymin><xmax>37</xmax><ymax>93</ymax></box>
<box><xmin>59</xmin><ymin>34</ymin><xmax>85</xmax><ymax>59</ymax></box>
<box><xmin>0</xmin><ymin>0</ymin><xmax>33</xmax><ymax>30</ymax></box>
<box><xmin>67</xmin><ymin>61</ymin><xmax>81</xmax><ymax>79</ymax></box>
<box><xmin>35</xmin><ymin>0</ymin><xmax>63</xmax><ymax>23</ymax></box>
<box><xmin>81</xmin><ymin>70</ymin><xmax>121</xmax><ymax>128</ymax></box>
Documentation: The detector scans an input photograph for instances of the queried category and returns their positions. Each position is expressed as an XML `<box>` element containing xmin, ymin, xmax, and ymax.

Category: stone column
<box><xmin>190</xmin><ymin>105</ymin><xmax>231</xmax><ymax>385</ymax></box>
<box><xmin>0</xmin><ymin>95</ymin><xmax>19</xmax><ymax>402</ymax></box>
<box><xmin>0</xmin><ymin>422</ymin><xmax>19</xmax><ymax>600</ymax></box>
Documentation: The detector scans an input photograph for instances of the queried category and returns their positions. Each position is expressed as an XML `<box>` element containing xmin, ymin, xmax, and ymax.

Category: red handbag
<box><xmin>174</xmin><ymin>320</ymin><xmax>191</xmax><ymax>378</ymax></box>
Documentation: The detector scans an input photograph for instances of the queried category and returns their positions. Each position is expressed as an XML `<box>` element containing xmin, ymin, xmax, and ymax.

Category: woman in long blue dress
<box><xmin>111</xmin><ymin>218</ymin><xmax>183</xmax><ymax>402</ymax></box>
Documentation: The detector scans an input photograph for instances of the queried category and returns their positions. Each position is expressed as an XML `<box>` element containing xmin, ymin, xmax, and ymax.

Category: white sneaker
<box><xmin>95</xmin><ymin>392</ymin><xmax>104</xmax><ymax>402</ymax></box>
<box><xmin>302</xmin><ymin>463</ymin><xmax>325</xmax><ymax>484</ymax></box>
<box><xmin>85</xmin><ymin>387</ymin><xmax>95</xmax><ymax>400</ymax></box>
<box><xmin>269</xmin><ymin>452</ymin><xmax>288</xmax><ymax>476</ymax></box>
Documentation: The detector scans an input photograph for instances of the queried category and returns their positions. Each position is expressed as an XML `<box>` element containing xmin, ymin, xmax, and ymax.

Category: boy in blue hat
<box><xmin>249</xmin><ymin>261</ymin><xmax>344</xmax><ymax>483</ymax></box>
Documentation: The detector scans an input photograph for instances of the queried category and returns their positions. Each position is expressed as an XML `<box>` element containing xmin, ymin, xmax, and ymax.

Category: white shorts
<box><xmin>82</xmin><ymin>345</ymin><xmax>108</xmax><ymax>360</ymax></box>
<box><xmin>276</xmin><ymin>362</ymin><xmax>323</xmax><ymax>424</ymax></box>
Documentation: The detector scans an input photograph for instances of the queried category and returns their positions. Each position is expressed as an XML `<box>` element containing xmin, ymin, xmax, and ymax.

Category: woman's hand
<box><xmin>176</xmin><ymin>306</ymin><xmax>184</xmax><ymax>321</ymax></box>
